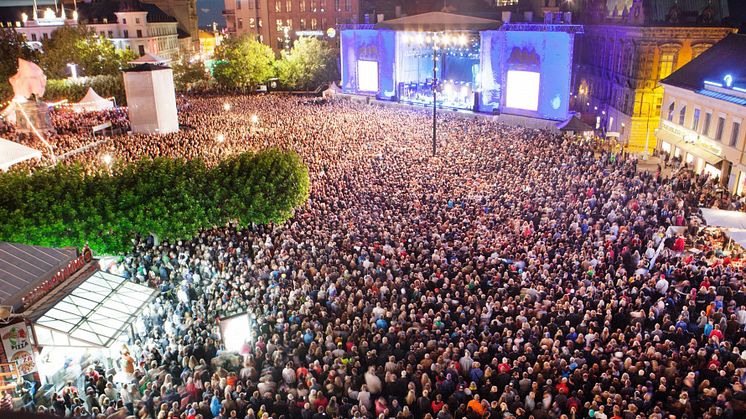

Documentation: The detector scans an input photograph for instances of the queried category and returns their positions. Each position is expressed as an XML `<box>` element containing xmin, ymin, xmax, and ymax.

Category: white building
<box><xmin>0</xmin><ymin>0</ymin><xmax>182</xmax><ymax>60</ymax></box>
<box><xmin>656</xmin><ymin>34</ymin><xmax>746</xmax><ymax>195</ymax></box>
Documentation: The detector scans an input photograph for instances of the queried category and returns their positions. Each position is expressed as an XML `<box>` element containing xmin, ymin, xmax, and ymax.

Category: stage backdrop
<box><xmin>479</xmin><ymin>30</ymin><xmax>572</xmax><ymax>121</ymax></box>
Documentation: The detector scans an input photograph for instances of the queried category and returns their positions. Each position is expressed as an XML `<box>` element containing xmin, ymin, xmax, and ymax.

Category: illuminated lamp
<box><xmin>216</xmin><ymin>133</ymin><xmax>225</xmax><ymax>142</ymax></box>
<box><xmin>223</xmin><ymin>102</ymin><xmax>231</xmax><ymax>111</ymax></box>
<box><xmin>326</xmin><ymin>28</ymin><xmax>336</xmax><ymax>38</ymax></box>
<box><xmin>459</xmin><ymin>34</ymin><xmax>467</xmax><ymax>46</ymax></box>
<box><xmin>250</xmin><ymin>115</ymin><xmax>258</xmax><ymax>123</ymax></box>
<box><xmin>21</xmin><ymin>12</ymin><xmax>28</xmax><ymax>23</ymax></box>
<box><xmin>102</xmin><ymin>154</ymin><xmax>112</xmax><ymax>165</ymax></box>
<box><xmin>724</xmin><ymin>74</ymin><xmax>733</xmax><ymax>88</ymax></box>
<box><xmin>417</xmin><ymin>33</ymin><xmax>425</xmax><ymax>44</ymax></box>
<box><xmin>44</xmin><ymin>8</ymin><xmax>56</xmax><ymax>19</ymax></box>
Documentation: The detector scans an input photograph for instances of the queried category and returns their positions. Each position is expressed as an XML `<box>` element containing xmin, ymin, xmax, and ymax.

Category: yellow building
<box><xmin>574</xmin><ymin>0</ymin><xmax>736</xmax><ymax>153</ymax></box>
<box><xmin>198</xmin><ymin>29</ymin><xmax>221</xmax><ymax>57</ymax></box>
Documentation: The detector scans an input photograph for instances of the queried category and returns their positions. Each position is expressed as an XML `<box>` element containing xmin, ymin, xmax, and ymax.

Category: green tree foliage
<box><xmin>213</xmin><ymin>36</ymin><xmax>276</xmax><ymax>89</ymax></box>
<box><xmin>276</xmin><ymin>37</ymin><xmax>339</xmax><ymax>90</ymax></box>
<box><xmin>171</xmin><ymin>56</ymin><xmax>209</xmax><ymax>91</ymax></box>
<box><xmin>39</xmin><ymin>24</ymin><xmax>136</xmax><ymax>79</ymax></box>
<box><xmin>0</xmin><ymin>29</ymin><xmax>39</xmax><ymax>101</ymax></box>
<box><xmin>0</xmin><ymin>149</ymin><xmax>310</xmax><ymax>255</ymax></box>
<box><xmin>45</xmin><ymin>74</ymin><xmax>126</xmax><ymax>105</ymax></box>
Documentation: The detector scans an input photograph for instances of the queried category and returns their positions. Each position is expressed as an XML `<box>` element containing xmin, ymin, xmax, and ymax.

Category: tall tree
<box><xmin>171</xmin><ymin>56</ymin><xmax>209</xmax><ymax>91</ymax></box>
<box><xmin>0</xmin><ymin>29</ymin><xmax>39</xmax><ymax>100</ymax></box>
<box><xmin>39</xmin><ymin>24</ymin><xmax>136</xmax><ymax>79</ymax></box>
<box><xmin>213</xmin><ymin>36</ymin><xmax>276</xmax><ymax>89</ymax></box>
<box><xmin>277</xmin><ymin>37</ymin><xmax>339</xmax><ymax>91</ymax></box>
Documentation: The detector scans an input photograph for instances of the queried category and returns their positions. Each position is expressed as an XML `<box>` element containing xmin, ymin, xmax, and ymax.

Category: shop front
<box><xmin>657</xmin><ymin>119</ymin><xmax>726</xmax><ymax>181</ymax></box>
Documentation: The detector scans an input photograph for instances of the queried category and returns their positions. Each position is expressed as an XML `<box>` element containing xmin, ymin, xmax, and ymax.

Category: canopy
<box><xmin>33</xmin><ymin>270</ymin><xmax>157</xmax><ymax>348</ymax></box>
<box><xmin>557</xmin><ymin>116</ymin><xmax>594</xmax><ymax>133</ymax></box>
<box><xmin>725</xmin><ymin>229</ymin><xmax>746</xmax><ymax>249</ymax></box>
<box><xmin>322</xmin><ymin>82</ymin><xmax>342</xmax><ymax>99</ymax></box>
<box><xmin>73</xmin><ymin>87</ymin><xmax>114</xmax><ymax>113</ymax></box>
<box><xmin>0</xmin><ymin>138</ymin><xmax>42</xmax><ymax>172</ymax></box>
<box><xmin>700</xmin><ymin>207</ymin><xmax>746</xmax><ymax>229</ymax></box>
<box><xmin>9</xmin><ymin>59</ymin><xmax>46</xmax><ymax>100</ymax></box>
<box><xmin>129</xmin><ymin>52</ymin><xmax>170</xmax><ymax>65</ymax></box>
<box><xmin>375</xmin><ymin>12</ymin><xmax>501</xmax><ymax>32</ymax></box>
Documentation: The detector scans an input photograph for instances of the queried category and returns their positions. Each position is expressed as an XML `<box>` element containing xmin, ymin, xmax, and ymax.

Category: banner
<box><xmin>1</xmin><ymin>323</ymin><xmax>37</xmax><ymax>375</ymax></box>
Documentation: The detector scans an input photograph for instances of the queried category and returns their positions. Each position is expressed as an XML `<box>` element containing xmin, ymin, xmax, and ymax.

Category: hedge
<box><xmin>0</xmin><ymin>149</ymin><xmax>310</xmax><ymax>255</ymax></box>
<box><xmin>45</xmin><ymin>74</ymin><xmax>126</xmax><ymax>105</ymax></box>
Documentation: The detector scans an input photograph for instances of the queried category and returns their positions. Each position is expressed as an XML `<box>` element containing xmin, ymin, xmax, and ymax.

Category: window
<box><xmin>276</xmin><ymin>19</ymin><xmax>283</xmax><ymax>31</ymax></box>
<box><xmin>31</xmin><ymin>33</ymin><xmax>36</xmax><ymax>41</ymax></box>
<box><xmin>249</xmin><ymin>18</ymin><xmax>255</xmax><ymax>29</ymax></box>
<box><xmin>108</xmin><ymin>31</ymin><xmax>113</xmax><ymax>38</ymax></box>
<box><xmin>136</xmin><ymin>29</ymin><xmax>142</xmax><ymax>38</ymax></box>
<box><xmin>716</xmin><ymin>116</ymin><xmax>725</xmax><ymax>141</ymax></box>
<box><xmin>300</xmin><ymin>1</ymin><xmax>306</xmax><ymax>12</ymax></box>
<box><xmin>320</xmin><ymin>0</ymin><xmax>326</xmax><ymax>12</ymax></box>
<box><xmin>345</xmin><ymin>0</ymin><xmax>351</xmax><ymax>11</ymax></box>
<box><xmin>136</xmin><ymin>18</ymin><xmax>140</xmax><ymax>24</ymax></box>
<box><xmin>286</xmin><ymin>19</ymin><xmax>292</xmax><ymax>29</ymax></box>
<box><xmin>277</xmin><ymin>37</ymin><xmax>283</xmax><ymax>50</ymax></box>
<box><xmin>276</xmin><ymin>1</ymin><xmax>281</xmax><ymax>12</ymax></box>
<box><xmin>122</xmin><ymin>18</ymin><xmax>127</xmax><ymax>24</ymax></box>
<box><xmin>311</xmin><ymin>0</ymin><xmax>317</xmax><ymax>12</ymax></box>
<box><xmin>138</xmin><ymin>45</ymin><xmax>145</xmax><ymax>55</ymax></box>
<box><xmin>731</xmin><ymin>122</ymin><xmax>741</xmax><ymax>147</ymax></box>
<box><xmin>286</xmin><ymin>0</ymin><xmax>292</xmax><ymax>12</ymax></box>
<box><xmin>238</xmin><ymin>18</ymin><xmax>243</xmax><ymax>29</ymax></box>
<box><xmin>667</xmin><ymin>101</ymin><xmax>675</xmax><ymax>121</ymax></box>
<box><xmin>236</xmin><ymin>0</ymin><xmax>242</xmax><ymax>9</ymax></box>
<box><xmin>123</xmin><ymin>29</ymin><xmax>129</xmax><ymax>38</ymax></box>
<box><xmin>335</xmin><ymin>0</ymin><xmax>340</xmax><ymax>10</ymax></box>
<box><xmin>321</xmin><ymin>18</ymin><xmax>327</xmax><ymax>29</ymax></box>
<box><xmin>300</xmin><ymin>19</ymin><xmax>306</xmax><ymax>30</ymax></box>
<box><xmin>703</xmin><ymin>112</ymin><xmax>712</xmax><ymax>136</ymax></box>
<box><xmin>678</xmin><ymin>106</ymin><xmax>686</xmax><ymax>126</ymax></box>
<box><xmin>692</xmin><ymin>109</ymin><xmax>700</xmax><ymax>131</ymax></box>
<box><xmin>258</xmin><ymin>18</ymin><xmax>263</xmax><ymax>27</ymax></box>
<box><xmin>659</xmin><ymin>51</ymin><xmax>675</xmax><ymax>80</ymax></box>
<box><xmin>311</xmin><ymin>18</ymin><xmax>317</xmax><ymax>29</ymax></box>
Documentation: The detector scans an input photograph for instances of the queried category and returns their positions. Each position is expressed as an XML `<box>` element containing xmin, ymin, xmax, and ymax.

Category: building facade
<box><xmin>0</xmin><ymin>0</ymin><xmax>182</xmax><ymax>60</ymax></box>
<box><xmin>573</xmin><ymin>0</ymin><xmax>736</xmax><ymax>153</ymax></box>
<box><xmin>656</xmin><ymin>34</ymin><xmax>746</xmax><ymax>195</ymax></box>
<box><xmin>223</xmin><ymin>0</ymin><xmax>360</xmax><ymax>52</ymax></box>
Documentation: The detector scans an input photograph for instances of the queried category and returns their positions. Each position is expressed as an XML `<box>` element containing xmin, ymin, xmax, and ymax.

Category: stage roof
<box><xmin>375</xmin><ymin>12</ymin><xmax>501</xmax><ymax>32</ymax></box>
<box><xmin>0</xmin><ymin>242</ymin><xmax>78</xmax><ymax>310</ymax></box>
<box><xmin>34</xmin><ymin>271</ymin><xmax>157</xmax><ymax>348</ymax></box>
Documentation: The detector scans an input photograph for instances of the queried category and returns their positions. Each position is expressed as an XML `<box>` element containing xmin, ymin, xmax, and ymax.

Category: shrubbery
<box><xmin>0</xmin><ymin>149</ymin><xmax>310</xmax><ymax>254</ymax></box>
<box><xmin>45</xmin><ymin>74</ymin><xmax>126</xmax><ymax>105</ymax></box>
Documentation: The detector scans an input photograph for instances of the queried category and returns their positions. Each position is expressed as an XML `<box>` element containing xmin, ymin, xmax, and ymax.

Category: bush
<box><xmin>45</xmin><ymin>74</ymin><xmax>126</xmax><ymax>105</ymax></box>
<box><xmin>0</xmin><ymin>149</ymin><xmax>310</xmax><ymax>255</ymax></box>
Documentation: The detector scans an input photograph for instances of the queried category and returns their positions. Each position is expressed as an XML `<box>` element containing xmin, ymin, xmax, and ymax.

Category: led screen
<box><xmin>505</xmin><ymin>70</ymin><xmax>540</xmax><ymax>111</ymax></box>
<box><xmin>357</xmin><ymin>60</ymin><xmax>379</xmax><ymax>92</ymax></box>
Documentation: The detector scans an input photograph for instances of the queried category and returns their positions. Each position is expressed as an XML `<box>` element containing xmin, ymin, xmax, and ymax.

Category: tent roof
<box><xmin>129</xmin><ymin>52</ymin><xmax>170</xmax><ymax>65</ymax></box>
<box><xmin>557</xmin><ymin>116</ymin><xmax>594</xmax><ymax>132</ymax></box>
<box><xmin>78</xmin><ymin>87</ymin><xmax>108</xmax><ymax>105</ymax></box>
<box><xmin>0</xmin><ymin>138</ymin><xmax>42</xmax><ymax>172</ymax></box>
<box><xmin>0</xmin><ymin>242</ymin><xmax>79</xmax><ymax>310</ymax></box>
<box><xmin>33</xmin><ymin>270</ymin><xmax>157</xmax><ymax>348</ymax></box>
<box><xmin>375</xmin><ymin>12</ymin><xmax>501</xmax><ymax>32</ymax></box>
<box><xmin>700</xmin><ymin>207</ymin><xmax>746</xmax><ymax>229</ymax></box>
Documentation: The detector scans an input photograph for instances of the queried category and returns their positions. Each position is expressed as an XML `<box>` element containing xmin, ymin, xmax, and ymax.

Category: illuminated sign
<box><xmin>660</xmin><ymin>120</ymin><xmax>722</xmax><ymax>156</ymax></box>
<box><xmin>295</xmin><ymin>31</ymin><xmax>323</xmax><ymax>37</ymax></box>
<box><xmin>724</xmin><ymin>74</ymin><xmax>733</xmax><ymax>88</ymax></box>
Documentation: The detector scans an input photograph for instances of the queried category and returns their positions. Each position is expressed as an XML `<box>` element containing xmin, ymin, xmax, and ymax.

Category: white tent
<box><xmin>700</xmin><ymin>208</ymin><xmax>746</xmax><ymax>230</ymax></box>
<box><xmin>322</xmin><ymin>82</ymin><xmax>343</xmax><ymax>99</ymax></box>
<box><xmin>73</xmin><ymin>87</ymin><xmax>114</xmax><ymax>113</ymax></box>
<box><xmin>724</xmin><ymin>229</ymin><xmax>746</xmax><ymax>249</ymax></box>
<box><xmin>0</xmin><ymin>138</ymin><xmax>42</xmax><ymax>171</ymax></box>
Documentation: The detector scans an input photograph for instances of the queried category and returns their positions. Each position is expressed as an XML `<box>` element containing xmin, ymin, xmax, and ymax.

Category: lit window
<box><xmin>276</xmin><ymin>19</ymin><xmax>283</xmax><ymax>31</ymax></box>
<box><xmin>276</xmin><ymin>1</ymin><xmax>281</xmax><ymax>12</ymax></box>
<box><xmin>731</xmin><ymin>122</ymin><xmax>741</xmax><ymax>147</ymax></box>
<box><xmin>678</xmin><ymin>106</ymin><xmax>686</xmax><ymax>126</ymax></box>
<box><xmin>667</xmin><ymin>101</ymin><xmax>675</xmax><ymax>122</ymax></box>
<box><xmin>659</xmin><ymin>51</ymin><xmax>676</xmax><ymax>80</ymax></box>
<box><xmin>300</xmin><ymin>1</ymin><xmax>306</xmax><ymax>13</ymax></box>
<box><xmin>311</xmin><ymin>18</ymin><xmax>317</xmax><ymax>29</ymax></box>
<box><xmin>716</xmin><ymin>116</ymin><xmax>726</xmax><ymax>141</ymax></box>
<box><xmin>692</xmin><ymin>109</ymin><xmax>700</xmax><ymax>131</ymax></box>
<box><xmin>703</xmin><ymin>112</ymin><xmax>712</xmax><ymax>136</ymax></box>
<box><xmin>286</xmin><ymin>0</ymin><xmax>292</xmax><ymax>12</ymax></box>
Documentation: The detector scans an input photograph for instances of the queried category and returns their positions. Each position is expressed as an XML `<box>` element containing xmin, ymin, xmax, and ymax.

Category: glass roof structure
<box><xmin>33</xmin><ymin>271</ymin><xmax>157</xmax><ymax>348</ymax></box>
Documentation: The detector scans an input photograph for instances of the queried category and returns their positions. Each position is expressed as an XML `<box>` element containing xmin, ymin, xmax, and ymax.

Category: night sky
<box><xmin>197</xmin><ymin>0</ymin><xmax>223</xmax><ymax>28</ymax></box>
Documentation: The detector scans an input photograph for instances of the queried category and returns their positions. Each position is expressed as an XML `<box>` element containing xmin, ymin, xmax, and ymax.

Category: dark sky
<box><xmin>197</xmin><ymin>0</ymin><xmax>223</xmax><ymax>27</ymax></box>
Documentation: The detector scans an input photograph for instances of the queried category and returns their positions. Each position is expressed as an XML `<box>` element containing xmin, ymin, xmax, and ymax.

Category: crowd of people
<box><xmin>3</xmin><ymin>94</ymin><xmax>746</xmax><ymax>419</ymax></box>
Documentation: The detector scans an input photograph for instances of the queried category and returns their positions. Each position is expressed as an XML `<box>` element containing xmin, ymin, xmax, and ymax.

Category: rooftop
<box><xmin>661</xmin><ymin>34</ymin><xmax>746</xmax><ymax>92</ymax></box>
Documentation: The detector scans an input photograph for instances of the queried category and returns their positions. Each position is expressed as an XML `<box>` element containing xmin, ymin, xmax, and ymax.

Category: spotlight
<box><xmin>216</xmin><ymin>133</ymin><xmax>225</xmax><ymax>142</ymax></box>
<box><xmin>223</xmin><ymin>102</ymin><xmax>231</xmax><ymax>111</ymax></box>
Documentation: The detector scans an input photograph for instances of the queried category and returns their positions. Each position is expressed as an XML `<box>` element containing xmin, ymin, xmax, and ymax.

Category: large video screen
<box><xmin>505</xmin><ymin>70</ymin><xmax>540</xmax><ymax>111</ymax></box>
<box><xmin>357</xmin><ymin>60</ymin><xmax>379</xmax><ymax>92</ymax></box>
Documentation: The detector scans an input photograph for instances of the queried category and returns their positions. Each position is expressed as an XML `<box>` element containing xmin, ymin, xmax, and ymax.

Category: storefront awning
<box><xmin>674</xmin><ymin>142</ymin><xmax>723</xmax><ymax>166</ymax></box>
<box><xmin>700</xmin><ymin>208</ymin><xmax>746</xmax><ymax>230</ymax></box>
<box><xmin>33</xmin><ymin>271</ymin><xmax>157</xmax><ymax>348</ymax></box>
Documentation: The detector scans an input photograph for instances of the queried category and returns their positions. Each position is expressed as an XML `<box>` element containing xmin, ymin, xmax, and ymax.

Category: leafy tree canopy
<box><xmin>213</xmin><ymin>36</ymin><xmax>276</xmax><ymax>89</ymax></box>
<box><xmin>171</xmin><ymin>56</ymin><xmax>209</xmax><ymax>91</ymax></box>
<box><xmin>39</xmin><ymin>24</ymin><xmax>136</xmax><ymax>79</ymax></box>
<box><xmin>277</xmin><ymin>37</ymin><xmax>339</xmax><ymax>90</ymax></box>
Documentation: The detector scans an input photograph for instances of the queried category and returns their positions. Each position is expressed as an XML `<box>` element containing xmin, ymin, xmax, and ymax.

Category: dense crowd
<box><xmin>4</xmin><ymin>94</ymin><xmax>746</xmax><ymax>419</ymax></box>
